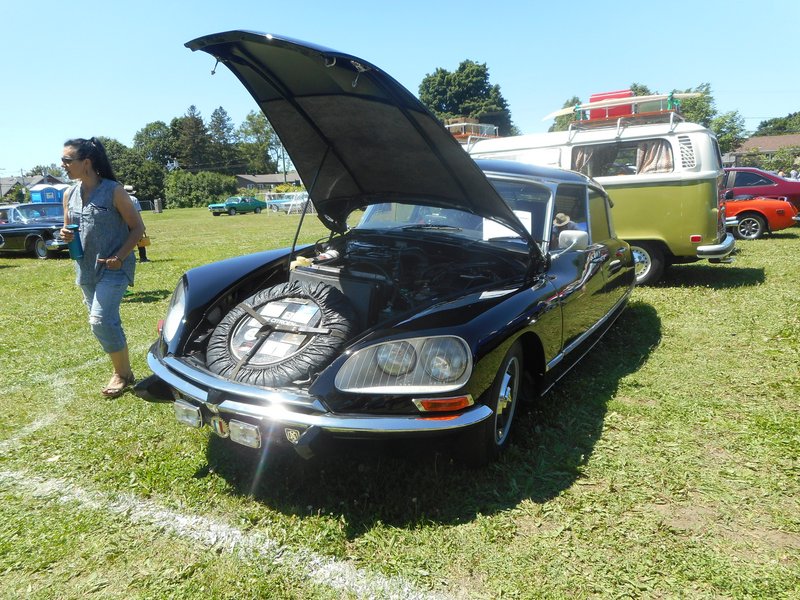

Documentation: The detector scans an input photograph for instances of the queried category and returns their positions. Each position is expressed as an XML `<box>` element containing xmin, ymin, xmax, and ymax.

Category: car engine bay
<box><xmin>290</xmin><ymin>233</ymin><xmax>527</xmax><ymax>330</ymax></box>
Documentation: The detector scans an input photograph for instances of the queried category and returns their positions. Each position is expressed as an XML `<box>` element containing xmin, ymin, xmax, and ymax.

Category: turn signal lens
<box><xmin>413</xmin><ymin>395</ymin><xmax>474</xmax><ymax>412</ymax></box>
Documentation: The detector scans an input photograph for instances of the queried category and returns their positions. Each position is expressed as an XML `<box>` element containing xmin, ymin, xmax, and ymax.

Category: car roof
<box><xmin>475</xmin><ymin>159</ymin><xmax>593</xmax><ymax>185</ymax></box>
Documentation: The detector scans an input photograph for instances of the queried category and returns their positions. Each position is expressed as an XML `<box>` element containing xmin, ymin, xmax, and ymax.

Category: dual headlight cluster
<box><xmin>334</xmin><ymin>336</ymin><xmax>472</xmax><ymax>394</ymax></box>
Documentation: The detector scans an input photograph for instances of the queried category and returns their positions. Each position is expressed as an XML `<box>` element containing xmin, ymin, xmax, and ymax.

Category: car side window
<box><xmin>550</xmin><ymin>184</ymin><xmax>588</xmax><ymax>248</ymax></box>
<box><xmin>588</xmin><ymin>188</ymin><xmax>612</xmax><ymax>242</ymax></box>
<box><xmin>571</xmin><ymin>139</ymin><xmax>673</xmax><ymax>177</ymax></box>
<box><xmin>737</xmin><ymin>172</ymin><xmax>773</xmax><ymax>187</ymax></box>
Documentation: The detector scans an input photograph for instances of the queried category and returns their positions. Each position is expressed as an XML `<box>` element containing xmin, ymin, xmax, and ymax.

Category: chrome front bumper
<box><xmin>45</xmin><ymin>239</ymin><xmax>68</xmax><ymax>250</ymax></box>
<box><xmin>697</xmin><ymin>232</ymin><xmax>735</xmax><ymax>261</ymax></box>
<box><xmin>146</xmin><ymin>351</ymin><xmax>492</xmax><ymax>442</ymax></box>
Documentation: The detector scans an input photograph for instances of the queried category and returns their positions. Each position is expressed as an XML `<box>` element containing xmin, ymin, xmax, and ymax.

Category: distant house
<box><xmin>1</xmin><ymin>174</ymin><xmax>66</xmax><ymax>201</ymax></box>
<box><xmin>236</xmin><ymin>171</ymin><xmax>303</xmax><ymax>192</ymax></box>
<box><xmin>725</xmin><ymin>133</ymin><xmax>800</xmax><ymax>166</ymax></box>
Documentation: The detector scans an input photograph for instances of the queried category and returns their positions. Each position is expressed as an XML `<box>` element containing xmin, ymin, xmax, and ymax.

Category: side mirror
<box><xmin>558</xmin><ymin>230</ymin><xmax>589</xmax><ymax>251</ymax></box>
<box><xmin>724</xmin><ymin>190</ymin><xmax>734</xmax><ymax>200</ymax></box>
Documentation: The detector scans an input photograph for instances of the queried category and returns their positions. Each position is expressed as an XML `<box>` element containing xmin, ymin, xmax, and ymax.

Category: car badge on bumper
<box><xmin>210</xmin><ymin>415</ymin><xmax>229</xmax><ymax>438</ymax></box>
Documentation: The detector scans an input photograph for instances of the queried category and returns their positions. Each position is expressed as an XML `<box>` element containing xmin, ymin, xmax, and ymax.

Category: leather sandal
<box><xmin>101</xmin><ymin>373</ymin><xmax>136</xmax><ymax>398</ymax></box>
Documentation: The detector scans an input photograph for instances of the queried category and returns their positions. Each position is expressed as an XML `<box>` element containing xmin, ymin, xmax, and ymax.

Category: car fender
<box><xmin>167</xmin><ymin>246</ymin><xmax>312</xmax><ymax>354</ymax></box>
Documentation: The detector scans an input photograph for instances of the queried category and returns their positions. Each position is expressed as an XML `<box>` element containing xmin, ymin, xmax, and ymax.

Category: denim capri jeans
<box><xmin>79</xmin><ymin>269</ymin><xmax>129</xmax><ymax>354</ymax></box>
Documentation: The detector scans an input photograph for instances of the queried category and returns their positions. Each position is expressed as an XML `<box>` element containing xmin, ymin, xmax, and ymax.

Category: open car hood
<box><xmin>186</xmin><ymin>30</ymin><xmax>531</xmax><ymax>240</ymax></box>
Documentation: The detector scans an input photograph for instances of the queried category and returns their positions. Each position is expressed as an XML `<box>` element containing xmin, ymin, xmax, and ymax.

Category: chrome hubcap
<box><xmin>632</xmin><ymin>247</ymin><xmax>650</xmax><ymax>279</ymax></box>
<box><xmin>494</xmin><ymin>356</ymin><xmax>519</xmax><ymax>445</ymax></box>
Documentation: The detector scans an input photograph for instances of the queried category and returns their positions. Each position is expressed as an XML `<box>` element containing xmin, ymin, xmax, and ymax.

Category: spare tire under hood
<box><xmin>185</xmin><ymin>30</ymin><xmax>531</xmax><ymax>240</ymax></box>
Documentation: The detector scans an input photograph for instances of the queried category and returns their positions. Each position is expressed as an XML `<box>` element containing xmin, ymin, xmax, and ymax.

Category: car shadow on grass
<box><xmin>656</xmin><ymin>264</ymin><xmax>765</xmax><ymax>289</ymax></box>
<box><xmin>201</xmin><ymin>301</ymin><xmax>661</xmax><ymax>536</ymax></box>
<box><xmin>766</xmin><ymin>230</ymin><xmax>799</xmax><ymax>240</ymax></box>
<box><xmin>122</xmin><ymin>289</ymin><xmax>173</xmax><ymax>303</ymax></box>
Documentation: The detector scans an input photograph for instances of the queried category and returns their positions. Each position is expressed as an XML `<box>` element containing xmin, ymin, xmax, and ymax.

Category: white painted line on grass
<box><xmin>0</xmin><ymin>378</ymin><xmax>454</xmax><ymax>599</ymax></box>
<box><xmin>0</xmin><ymin>466</ymin><xmax>451</xmax><ymax>599</ymax></box>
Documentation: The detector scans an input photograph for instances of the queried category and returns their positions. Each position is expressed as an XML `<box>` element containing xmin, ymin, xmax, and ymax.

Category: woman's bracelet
<box><xmin>113</xmin><ymin>255</ymin><xmax>121</xmax><ymax>263</ymax></box>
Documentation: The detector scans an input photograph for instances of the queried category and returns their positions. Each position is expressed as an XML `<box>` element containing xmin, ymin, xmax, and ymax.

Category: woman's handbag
<box><xmin>137</xmin><ymin>232</ymin><xmax>151</xmax><ymax>248</ymax></box>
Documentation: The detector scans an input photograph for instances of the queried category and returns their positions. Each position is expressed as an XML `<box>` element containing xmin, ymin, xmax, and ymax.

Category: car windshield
<box><xmin>354</xmin><ymin>180</ymin><xmax>551</xmax><ymax>244</ymax></box>
<box><xmin>15</xmin><ymin>204</ymin><xmax>64</xmax><ymax>221</ymax></box>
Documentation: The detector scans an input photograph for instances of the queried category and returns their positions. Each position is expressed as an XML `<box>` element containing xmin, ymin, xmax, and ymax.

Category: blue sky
<box><xmin>3</xmin><ymin>0</ymin><xmax>798</xmax><ymax>176</ymax></box>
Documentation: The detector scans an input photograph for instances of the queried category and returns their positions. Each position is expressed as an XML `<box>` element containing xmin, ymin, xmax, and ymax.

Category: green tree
<box><xmin>26</xmin><ymin>164</ymin><xmax>65</xmax><ymax>178</ymax></box>
<box><xmin>753</xmin><ymin>112</ymin><xmax>800</xmax><ymax>136</ymax></box>
<box><xmin>114</xmin><ymin>150</ymin><xmax>166</xmax><ymax>202</ymax></box>
<box><xmin>710</xmin><ymin>111</ymin><xmax>747</xmax><ymax>154</ymax></box>
<box><xmin>98</xmin><ymin>137</ymin><xmax>132</xmax><ymax>178</ymax></box>
<box><xmin>676</xmin><ymin>83</ymin><xmax>715</xmax><ymax>128</ymax></box>
<box><xmin>4</xmin><ymin>184</ymin><xmax>28</xmax><ymax>203</ymax></box>
<box><xmin>208</xmin><ymin>107</ymin><xmax>244</xmax><ymax>175</ymax></box>
<box><xmin>419</xmin><ymin>60</ymin><xmax>517</xmax><ymax>136</ymax></box>
<box><xmin>237</xmin><ymin>111</ymin><xmax>279</xmax><ymax>174</ymax></box>
<box><xmin>98</xmin><ymin>136</ymin><xmax>166</xmax><ymax>201</ymax></box>
<box><xmin>132</xmin><ymin>121</ymin><xmax>175</xmax><ymax>168</ymax></box>
<box><xmin>548</xmin><ymin>95</ymin><xmax>582</xmax><ymax>132</ymax></box>
<box><xmin>763</xmin><ymin>146</ymin><xmax>800</xmax><ymax>173</ymax></box>
<box><xmin>163</xmin><ymin>170</ymin><xmax>237</xmax><ymax>208</ymax></box>
<box><xmin>171</xmin><ymin>106</ymin><xmax>211</xmax><ymax>172</ymax></box>
<box><xmin>737</xmin><ymin>149</ymin><xmax>766</xmax><ymax>168</ymax></box>
<box><xmin>629</xmin><ymin>83</ymin><xmax>653</xmax><ymax>96</ymax></box>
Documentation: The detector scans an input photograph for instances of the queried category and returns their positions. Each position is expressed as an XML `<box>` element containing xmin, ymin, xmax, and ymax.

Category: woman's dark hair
<box><xmin>64</xmin><ymin>137</ymin><xmax>117</xmax><ymax>181</ymax></box>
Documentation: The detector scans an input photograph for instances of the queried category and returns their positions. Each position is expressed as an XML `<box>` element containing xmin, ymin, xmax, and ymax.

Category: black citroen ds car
<box><xmin>135</xmin><ymin>31</ymin><xmax>635</xmax><ymax>464</ymax></box>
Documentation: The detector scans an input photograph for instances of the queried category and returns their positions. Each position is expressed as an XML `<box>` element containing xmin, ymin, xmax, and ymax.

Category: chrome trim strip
<box><xmin>696</xmin><ymin>232</ymin><xmax>735</xmax><ymax>259</ymax></box>
<box><xmin>147</xmin><ymin>352</ymin><xmax>493</xmax><ymax>434</ymax></box>
<box><xmin>149</xmin><ymin>353</ymin><xmax>327</xmax><ymax>412</ymax></box>
<box><xmin>547</xmin><ymin>288</ymin><xmax>632</xmax><ymax>372</ymax></box>
<box><xmin>217</xmin><ymin>398</ymin><xmax>493</xmax><ymax>433</ymax></box>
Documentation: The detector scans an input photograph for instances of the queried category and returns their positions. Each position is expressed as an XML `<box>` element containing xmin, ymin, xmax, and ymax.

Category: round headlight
<box><xmin>420</xmin><ymin>338</ymin><xmax>468</xmax><ymax>382</ymax></box>
<box><xmin>162</xmin><ymin>279</ymin><xmax>186</xmax><ymax>344</ymax></box>
<box><xmin>375</xmin><ymin>341</ymin><xmax>416</xmax><ymax>376</ymax></box>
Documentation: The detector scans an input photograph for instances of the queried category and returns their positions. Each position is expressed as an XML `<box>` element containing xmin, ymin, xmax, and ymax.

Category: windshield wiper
<box><xmin>401</xmin><ymin>224</ymin><xmax>463</xmax><ymax>232</ymax></box>
<box><xmin>487</xmin><ymin>235</ymin><xmax>524</xmax><ymax>241</ymax></box>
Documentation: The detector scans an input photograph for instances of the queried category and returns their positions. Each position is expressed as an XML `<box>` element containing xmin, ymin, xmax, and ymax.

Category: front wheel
<box><xmin>227</xmin><ymin>208</ymin><xmax>236</xmax><ymax>216</ymax></box>
<box><xmin>630</xmin><ymin>242</ymin><xmax>665</xmax><ymax>285</ymax></box>
<box><xmin>212</xmin><ymin>212</ymin><xmax>221</xmax><ymax>216</ymax></box>
<box><xmin>734</xmin><ymin>214</ymin><xmax>766</xmax><ymax>240</ymax></box>
<box><xmin>31</xmin><ymin>236</ymin><xmax>48</xmax><ymax>259</ymax></box>
<box><xmin>459</xmin><ymin>341</ymin><xmax>523</xmax><ymax>466</ymax></box>
<box><xmin>254</xmin><ymin>207</ymin><xmax>262</xmax><ymax>214</ymax></box>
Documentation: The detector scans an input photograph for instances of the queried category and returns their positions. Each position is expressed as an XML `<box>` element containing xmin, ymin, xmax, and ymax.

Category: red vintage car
<box><xmin>723</xmin><ymin>194</ymin><xmax>800</xmax><ymax>240</ymax></box>
<box><xmin>723</xmin><ymin>167</ymin><xmax>800</xmax><ymax>211</ymax></box>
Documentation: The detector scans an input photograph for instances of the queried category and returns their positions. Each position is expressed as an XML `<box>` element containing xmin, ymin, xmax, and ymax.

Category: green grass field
<box><xmin>0</xmin><ymin>208</ymin><xmax>797</xmax><ymax>599</ymax></box>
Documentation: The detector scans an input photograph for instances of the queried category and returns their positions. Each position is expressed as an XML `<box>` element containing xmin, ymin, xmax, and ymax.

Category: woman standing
<box><xmin>60</xmin><ymin>137</ymin><xmax>145</xmax><ymax>397</ymax></box>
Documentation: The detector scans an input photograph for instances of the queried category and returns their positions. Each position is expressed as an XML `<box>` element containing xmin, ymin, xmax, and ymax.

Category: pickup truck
<box><xmin>208</xmin><ymin>196</ymin><xmax>266</xmax><ymax>216</ymax></box>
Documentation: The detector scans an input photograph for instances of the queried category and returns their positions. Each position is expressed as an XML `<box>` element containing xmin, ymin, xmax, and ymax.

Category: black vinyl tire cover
<box><xmin>206</xmin><ymin>280</ymin><xmax>357</xmax><ymax>387</ymax></box>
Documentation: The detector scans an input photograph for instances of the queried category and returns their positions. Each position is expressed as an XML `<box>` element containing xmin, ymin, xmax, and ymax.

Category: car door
<box><xmin>546</xmin><ymin>184</ymin><xmax>605</xmax><ymax>349</ymax></box>
<box><xmin>588</xmin><ymin>186</ymin><xmax>632</xmax><ymax>308</ymax></box>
